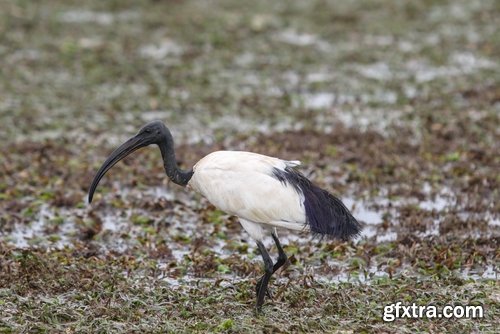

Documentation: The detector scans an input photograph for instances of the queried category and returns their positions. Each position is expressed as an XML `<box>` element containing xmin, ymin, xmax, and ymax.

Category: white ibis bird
<box><xmin>88</xmin><ymin>120</ymin><xmax>361</xmax><ymax>312</ymax></box>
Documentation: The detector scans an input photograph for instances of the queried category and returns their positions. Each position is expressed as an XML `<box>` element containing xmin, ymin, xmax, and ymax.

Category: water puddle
<box><xmin>297</xmin><ymin>92</ymin><xmax>335</xmax><ymax>109</ymax></box>
<box><xmin>6</xmin><ymin>49</ymin><xmax>42</xmax><ymax>64</ymax></box>
<box><xmin>357</xmin><ymin>62</ymin><xmax>393</xmax><ymax>81</ymax></box>
<box><xmin>139</xmin><ymin>39</ymin><xmax>184</xmax><ymax>60</ymax></box>
<box><xmin>274</xmin><ymin>29</ymin><xmax>330</xmax><ymax>50</ymax></box>
<box><xmin>157</xmin><ymin>272</ymin><xmax>249</xmax><ymax>290</ymax></box>
<box><xmin>407</xmin><ymin>52</ymin><xmax>496</xmax><ymax>83</ymax></box>
<box><xmin>3</xmin><ymin>204</ymin><xmax>74</xmax><ymax>249</ymax></box>
<box><xmin>58</xmin><ymin>10</ymin><xmax>139</xmax><ymax>25</ymax></box>
<box><xmin>461</xmin><ymin>265</ymin><xmax>498</xmax><ymax>280</ymax></box>
<box><xmin>342</xmin><ymin>197</ymin><xmax>388</xmax><ymax>241</ymax></box>
<box><xmin>317</xmin><ymin>263</ymin><xmax>391</xmax><ymax>284</ymax></box>
<box><xmin>488</xmin><ymin>217</ymin><xmax>500</xmax><ymax>227</ymax></box>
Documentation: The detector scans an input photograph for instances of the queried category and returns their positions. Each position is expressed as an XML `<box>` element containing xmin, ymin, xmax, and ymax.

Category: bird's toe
<box><xmin>254</xmin><ymin>304</ymin><xmax>264</xmax><ymax>315</ymax></box>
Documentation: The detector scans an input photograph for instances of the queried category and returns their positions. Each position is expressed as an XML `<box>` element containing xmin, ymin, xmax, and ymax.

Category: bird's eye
<box><xmin>145</xmin><ymin>129</ymin><xmax>151</xmax><ymax>134</ymax></box>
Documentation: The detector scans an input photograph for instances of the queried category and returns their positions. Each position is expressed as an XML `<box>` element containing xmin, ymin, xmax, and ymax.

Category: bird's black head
<box><xmin>136</xmin><ymin>120</ymin><xmax>170</xmax><ymax>144</ymax></box>
<box><xmin>88</xmin><ymin>120</ymin><xmax>173</xmax><ymax>203</ymax></box>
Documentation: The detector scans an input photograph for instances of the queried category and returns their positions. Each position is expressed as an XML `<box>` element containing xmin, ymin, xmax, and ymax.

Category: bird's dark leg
<box><xmin>271</xmin><ymin>231</ymin><xmax>287</xmax><ymax>273</ymax></box>
<box><xmin>255</xmin><ymin>232</ymin><xmax>288</xmax><ymax>300</ymax></box>
<box><xmin>255</xmin><ymin>240</ymin><xmax>274</xmax><ymax>312</ymax></box>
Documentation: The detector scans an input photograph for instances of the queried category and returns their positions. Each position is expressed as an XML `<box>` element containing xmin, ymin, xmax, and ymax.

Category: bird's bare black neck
<box><xmin>158</xmin><ymin>133</ymin><xmax>193</xmax><ymax>186</ymax></box>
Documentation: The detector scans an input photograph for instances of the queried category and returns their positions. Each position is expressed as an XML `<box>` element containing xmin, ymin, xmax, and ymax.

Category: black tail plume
<box><xmin>303</xmin><ymin>184</ymin><xmax>361</xmax><ymax>240</ymax></box>
<box><xmin>273</xmin><ymin>167</ymin><xmax>361</xmax><ymax>241</ymax></box>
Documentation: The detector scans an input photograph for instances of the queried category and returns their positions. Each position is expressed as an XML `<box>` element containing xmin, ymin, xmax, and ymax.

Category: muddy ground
<box><xmin>0</xmin><ymin>0</ymin><xmax>499</xmax><ymax>332</ymax></box>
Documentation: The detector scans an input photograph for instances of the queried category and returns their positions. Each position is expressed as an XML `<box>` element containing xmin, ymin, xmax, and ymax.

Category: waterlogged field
<box><xmin>0</xmin><ymin>0</ymin><xmax>499</xmax><ymax>332</ymax></box>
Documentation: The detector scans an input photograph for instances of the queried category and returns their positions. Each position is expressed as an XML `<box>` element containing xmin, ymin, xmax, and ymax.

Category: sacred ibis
<box><xmin>88</xmin><ymin>120</ymin><xmax>361</xmax><ymax>311</ymax></box>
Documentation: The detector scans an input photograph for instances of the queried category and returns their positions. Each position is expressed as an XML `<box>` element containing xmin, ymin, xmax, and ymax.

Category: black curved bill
<box><xmin>88</xmin><ymin>135</ymin><xmax>148</xmax><ymax>203</ymax></box>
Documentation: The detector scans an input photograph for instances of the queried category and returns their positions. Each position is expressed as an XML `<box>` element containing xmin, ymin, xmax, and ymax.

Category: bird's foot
<box><xmin>255</xmin><ymin>277</ymin><xmax>273</xmax><ymax>299</ymax></box>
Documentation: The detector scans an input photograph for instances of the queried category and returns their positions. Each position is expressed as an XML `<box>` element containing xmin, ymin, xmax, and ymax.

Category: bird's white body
<box><xmin>188</xmin><ymin>151</ymin><xmax>309</xmax><ymax>241</ymax></box>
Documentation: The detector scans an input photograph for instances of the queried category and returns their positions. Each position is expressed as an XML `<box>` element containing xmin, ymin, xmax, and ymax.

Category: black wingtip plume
<box><xmin>273</xmin><ymin>167</ymin><xmax>362</xmax><ymax>241</ymax></box>
<box><xmin>303</xmin><ymin>187</ymin><xmax>362</xmax><ymax>241</ymax></box>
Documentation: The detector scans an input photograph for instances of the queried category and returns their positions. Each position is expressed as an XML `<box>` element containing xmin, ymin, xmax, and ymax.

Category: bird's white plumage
<box><xmin>188</xmin><ymin>151</ymin><xmax>308</xmax><ymax>240</ymax></box>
